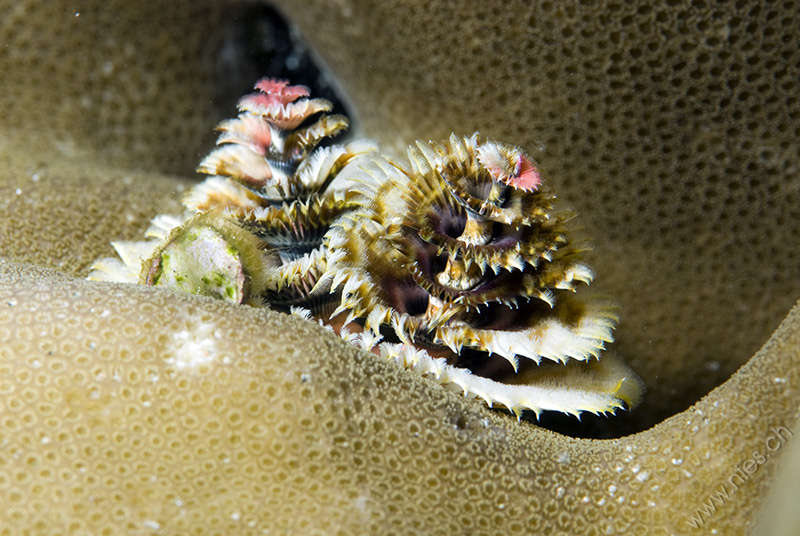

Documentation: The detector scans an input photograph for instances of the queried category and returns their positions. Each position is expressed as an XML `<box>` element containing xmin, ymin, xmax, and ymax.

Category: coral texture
<box><xmin>1</xmin><ymin>261</ymin><xmax>798</xmax><ymax>535</ymax></box>
<box><xmin>0</xmin><ymin>0</ymin><xmax>798</xmax><ymax>534</ymax></box>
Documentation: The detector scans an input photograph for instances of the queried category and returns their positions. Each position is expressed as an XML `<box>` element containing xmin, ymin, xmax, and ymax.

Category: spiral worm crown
<box><xmin>89</xmin><ymin>78</ymin><xmax>643</xmax><ymax>419</ymax></box>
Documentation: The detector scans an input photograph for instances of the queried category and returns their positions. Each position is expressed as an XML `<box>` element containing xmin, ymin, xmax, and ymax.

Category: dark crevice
<box><xmin>212</xmin><ymin>3</ymin><xmax>351</xmax><ymax>128</ymax></box>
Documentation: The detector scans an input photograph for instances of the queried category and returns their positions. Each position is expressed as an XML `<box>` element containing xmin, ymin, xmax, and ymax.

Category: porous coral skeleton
<box><xmin>90</xmin><ymin>78</ymin><xmax>643</xmax><ymax>419</ymax></box>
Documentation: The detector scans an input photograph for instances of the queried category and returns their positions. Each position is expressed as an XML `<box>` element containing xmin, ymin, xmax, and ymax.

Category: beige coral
<box><xmin>0</xmin><ymin>0</ymin><xmax>799</xmax><ymax>534</ymax></box>
<box><xmin>1</xmin><ymin>261</ymin><xmax>797</xmax><ymax>534</ymax></box>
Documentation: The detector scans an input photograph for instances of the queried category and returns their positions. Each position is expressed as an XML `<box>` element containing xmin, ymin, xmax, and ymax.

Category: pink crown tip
<box><xmin>254</xmin><ymin>78</ymin><xmax>310</xmax><ymax>103</ymax></box>
<box><xmin>510</xmin><ymin>154</ymin><xmax>542</xmax><ymax>192</ymax></box>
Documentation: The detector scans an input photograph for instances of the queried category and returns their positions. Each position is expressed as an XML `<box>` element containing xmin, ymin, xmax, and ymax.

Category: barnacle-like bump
<box><xmin>141</xmin><ymin>211</ymin><xmax>274</xmax><ymax>305</ymax></box>
<box><xmin>89</xmin><ymin>78</ymin><xmax>643</xmax><ymax>420</ymax></box>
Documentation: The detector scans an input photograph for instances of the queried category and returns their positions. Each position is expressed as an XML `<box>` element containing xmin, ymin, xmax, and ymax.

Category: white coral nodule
<box><xmin>89</xmin><ymin>77</ymin><xmax>643</xmax><ymax>420</ymax></box>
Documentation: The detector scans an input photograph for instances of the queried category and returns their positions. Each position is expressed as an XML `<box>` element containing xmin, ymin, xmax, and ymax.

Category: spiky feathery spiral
<box><xmin>89</xmin><ymin>79</ymin><xmax>642</xmax><ymax>420</ymax></box>
<box><xmin>322</xmin><ymin>134</ymin><xmax>642</xmax><ymax>417</ymax></box>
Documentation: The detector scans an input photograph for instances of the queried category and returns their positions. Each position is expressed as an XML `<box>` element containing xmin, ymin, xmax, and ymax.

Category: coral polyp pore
<box><xmin>90</xmin><ymin>78</ymin><xmax>643</xmax><ymax>419</ymax></box>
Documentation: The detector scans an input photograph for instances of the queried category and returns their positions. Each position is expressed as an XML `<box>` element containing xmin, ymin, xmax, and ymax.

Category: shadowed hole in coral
<box><xmin>212</xmin><ymin>3</ymin><xmax>351</xmax><ymax>127</ymax></box>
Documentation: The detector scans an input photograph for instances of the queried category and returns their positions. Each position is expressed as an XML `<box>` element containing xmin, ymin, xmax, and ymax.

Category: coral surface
<box><xmin>0</xmin><ymin>0</ymin><xmax>799</xmax><ymax>534</ymax></box>
<box><xmin>2</xmin><ymin>261</ymin><xmax>798</xmax><ymax>535</ymax></box>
